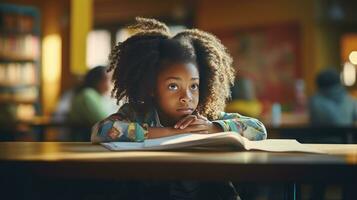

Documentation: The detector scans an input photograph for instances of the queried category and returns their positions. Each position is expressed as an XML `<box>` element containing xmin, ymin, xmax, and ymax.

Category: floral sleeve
<box><xmin>91</xmin><ymin>104</ymin><xmax>149</xmax><ymax>143</ymax></box>
<box><xmin>213</xmin><ymin>112</ymin><xmax>267</xmax><ymax>141</ymax></box>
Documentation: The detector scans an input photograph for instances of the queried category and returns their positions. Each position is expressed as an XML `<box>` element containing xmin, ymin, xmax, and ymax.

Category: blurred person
<box><xmin>67</xmin><ymin>66</ymin><xmax>118</xmax><ymax>141</ymax></box>
<box><xmin>309</xmin><ymin>68</ymin><xmax>357</xmax><ymax>126</ymax></box>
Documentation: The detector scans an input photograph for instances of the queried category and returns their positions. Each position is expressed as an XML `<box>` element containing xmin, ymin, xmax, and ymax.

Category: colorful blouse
<box><xmin>91</xmin><ymin>103</ymin><xmax>267</xmax><ymax>143</ymax></box>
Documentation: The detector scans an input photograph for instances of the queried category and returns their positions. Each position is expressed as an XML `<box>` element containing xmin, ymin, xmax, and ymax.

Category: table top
<box><xmin>0</xmin><ymin>142</ymin><xmax>356</xmax><ymax>182</ymax></box>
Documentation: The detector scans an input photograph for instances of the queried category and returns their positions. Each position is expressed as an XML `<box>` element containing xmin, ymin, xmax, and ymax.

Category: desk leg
<box><xmin>284</xmin><ymin>183</ymin><xmax>300</xmax><ymax>200</ymax></box>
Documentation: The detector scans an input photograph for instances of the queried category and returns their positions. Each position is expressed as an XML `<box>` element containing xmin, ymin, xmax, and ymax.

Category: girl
<box><xmin>91</xmin><ymin>18</ymin><xmax>266</xmax><ymax>144</ymax></box>
<box><xmin>91</xmin><ymin>17</ymin><xmax>267</xmax><ymax>200</ymax></box>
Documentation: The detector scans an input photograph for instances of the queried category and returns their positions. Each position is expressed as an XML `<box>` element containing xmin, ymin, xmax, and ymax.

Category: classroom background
<box><xmin>2</xmin><ymin>0</ymin><xmax>357</xmax><ymax>142</ymax></box>
<box><xmin>1</xmin><ymin>1</ymin><xmax>357</xmax><ymax>200</ymax></box>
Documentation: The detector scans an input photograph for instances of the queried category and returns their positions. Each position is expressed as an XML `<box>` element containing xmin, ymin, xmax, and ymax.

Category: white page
<box><xmin>101</xmin><ymin>142</ymin><xmax>144</xmax><ymax>150</ymax></box>
<box><xmin>144</xmin><ymin>133</ymin><xmax>227</xmax><ymax>147</ymax></box>
<box><xmin>101</xmin><ymin>132</ymin><xmax>325</xmax><ymax>153</ymax></box>
<box><xmin>100</xmin><ymin>133</ymin><xmax>230</xmax><ymax>151</ymax></box>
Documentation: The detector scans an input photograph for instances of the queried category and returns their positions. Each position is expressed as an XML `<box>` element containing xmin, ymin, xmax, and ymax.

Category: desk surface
<box><xmin>0</xmin><ymin>142</ymin><xmax>356</xmax><ymax>182</ymax></box>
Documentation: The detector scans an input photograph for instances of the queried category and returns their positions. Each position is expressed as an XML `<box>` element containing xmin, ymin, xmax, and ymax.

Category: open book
<box><xmin>101</xmin><ymin>132</ymin><xmax>324</xmax><ymax>153</ymax></box>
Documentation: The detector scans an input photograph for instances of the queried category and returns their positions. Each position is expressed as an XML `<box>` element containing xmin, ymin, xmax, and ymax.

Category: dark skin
<box><xmin>147</xmin><ymin>62</ymin><xmax>222</xmax><ymax>139</ymax></box>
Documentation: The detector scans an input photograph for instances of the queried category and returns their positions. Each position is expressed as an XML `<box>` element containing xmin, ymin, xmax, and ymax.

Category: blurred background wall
<box><xmin>2</xmin><ymin>0</ymin><xmax>357</xmax><ymax>127</ymax></box>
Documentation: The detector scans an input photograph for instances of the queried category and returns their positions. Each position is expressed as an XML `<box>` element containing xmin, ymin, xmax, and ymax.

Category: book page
<box><xmin>101</xmin><ymin>132</ymin><xmax>325</xmax><ymax>153</ymax></box>
<box><xmin>144</xmin><ymin>133</ymin><xmax>226</xmax><ymax>147</ymax></box>
<box><xmin>143</xmin><ymin>132</ymin><xmax>247</xmax><ymax>150</ymax></box>
<box><xmin>101</xmin><ymin>142</ymin><xmax>144</xmax><ymax>150</ymax></box>
<box><xmin>100</xmin><ymin>133</ymin><xmax>238</xmax><ymax>151</ymax></box>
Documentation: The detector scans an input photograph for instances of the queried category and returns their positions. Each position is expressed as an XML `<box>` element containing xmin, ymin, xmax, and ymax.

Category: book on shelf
<box><xmin>0</xmin><ymin>4</ymin><xmax>40</xmax><ymax>123</ymax></box>
<box><xmin>101</xmin><ymin>132</ymin><xmax>324</xmax><ymax>153</ymax></box>
<box><xmin>0</xmin><ymin>34</ymin><xmax>39</xmax><ymax>59</ymax></box>
<box><xmin>0</xmin><ymin>63</ymin><xmax>36</xmax><ymax>85</ymax></box>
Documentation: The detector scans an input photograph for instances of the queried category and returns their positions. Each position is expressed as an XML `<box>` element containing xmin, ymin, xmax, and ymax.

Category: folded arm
<box><xmin>91</xmin><ymin>113</ymin><xmax>149</xmax><ymax>143</ymax></box>
<box><xmin>213</xmin><ymin>112</ymin><xmax>267</xmax><ymax>141</ymax></box>
<box><xmin>91</xmin><ymin>114</ymin><xmax>211</xmax><ymax>143</ymax></box>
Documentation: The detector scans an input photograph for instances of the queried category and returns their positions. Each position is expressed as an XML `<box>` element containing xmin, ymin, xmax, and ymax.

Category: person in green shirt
<box><xmin>68</xmin><ymin>66</ymin><xmax>114</xmax><ymax>140</ymax></box>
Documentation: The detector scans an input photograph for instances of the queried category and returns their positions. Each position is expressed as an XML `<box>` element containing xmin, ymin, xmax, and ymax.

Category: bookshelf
<box><xmin>0</xmin><ymin>4</ymin><xmax>41</xmax><ymax>123</ymax></box>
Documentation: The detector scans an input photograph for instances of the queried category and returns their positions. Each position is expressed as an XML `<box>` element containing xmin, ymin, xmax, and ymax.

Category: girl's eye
<box><xmin>191</xmin><ymin>83</ymin><xmax>199</xmax><ymax>90</ymax></box>
<box><xmin>168</xmin><ymin>83</ymin><xmax>178</xmax><ymax>91</ymax></box>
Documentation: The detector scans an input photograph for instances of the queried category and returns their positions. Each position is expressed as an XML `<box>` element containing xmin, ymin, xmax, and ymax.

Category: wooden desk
<box><xmin>0</xmin><ymin>142</ymin><xmax>356</xmax><ymax>183</ymax></box>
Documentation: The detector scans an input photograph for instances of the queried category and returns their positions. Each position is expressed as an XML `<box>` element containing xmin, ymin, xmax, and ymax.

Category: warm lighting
<box><xmin>42</xmin><ymin>35</ymin><xmax>62</xmax><ymax>82</ymax></box>
<box><xmin>341</xmin><ymin>34</ymin><xmax>357</xmax><ymax>64</ymax></box>
<box><xmin>349</xmin><ymin>51</ymin><xmax>357</xmax><ymax>65</ymax></box>
<box><xmin>86</xmin><ymin>30</ymin><xmax>111</xmax><ymax>68</ymax></box>
<box><xmin>42</xmin><ymin>34</ymin><xmax>62</xmax><ymax>114</ymax></box>
<box><xmin>16</xmin><ymin>104</ymin><xmax>35</xmax><ymax>121</ymax></box>
<box><xmin>342</xmin><ymin>62</ymin><xmax>356</xmax><ymax>86</ymax></box>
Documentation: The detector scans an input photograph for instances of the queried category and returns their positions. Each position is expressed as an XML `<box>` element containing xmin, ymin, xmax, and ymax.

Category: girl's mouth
<box><xmin>176</xmin><ymin>108</ymin><xmax>194</xmax><ymax>115</ymax></box>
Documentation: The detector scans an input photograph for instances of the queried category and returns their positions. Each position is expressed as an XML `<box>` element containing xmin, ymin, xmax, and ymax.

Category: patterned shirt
<box><xmin>91</xmin><ymin>103</ymin><xmax>267</xmax><ymax>143</ymax></box>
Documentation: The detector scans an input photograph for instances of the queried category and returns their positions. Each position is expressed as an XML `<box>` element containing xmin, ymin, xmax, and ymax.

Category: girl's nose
<box><xmin>180</xmin><ymin>91</ymin><xmax>192</xmax><ymax>103</ymax></box>
<box><xmin>180</xmin><ymin>98</ymin><xmax>189</xmax><ymax>103</ymax></box>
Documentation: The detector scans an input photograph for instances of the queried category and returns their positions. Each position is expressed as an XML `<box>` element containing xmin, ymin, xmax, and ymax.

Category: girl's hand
<box><xmin>174</xmin><ymin>114</ymin><xmax>222</xmax><ymax>134</ymax></box>
<box><xmin>174</xmin><ymin>115</ymin><xmax>199</xmax><ymax>129</ymax></box>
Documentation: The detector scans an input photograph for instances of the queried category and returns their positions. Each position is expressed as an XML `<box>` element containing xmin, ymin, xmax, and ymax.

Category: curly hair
<box><xmin>108</xmin><ymin>17</ymin><xmax>235</xmax><ymax>120</ymax></box>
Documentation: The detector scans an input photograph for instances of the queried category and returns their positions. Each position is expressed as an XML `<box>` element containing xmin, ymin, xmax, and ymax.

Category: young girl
<box><xmin>91</xmin><ymin>18</ymin><xmax>266</xmax><ymax>143</ymax></box>
<box><xmin>91</xmin><ymin>17</ymin><xmax>266</xmax><ymax>199</ymax></box>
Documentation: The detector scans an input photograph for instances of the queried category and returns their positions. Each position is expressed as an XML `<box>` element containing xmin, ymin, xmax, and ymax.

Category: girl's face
<box><xmin>155</xmin><ymin>62</ymin><xmax>199</xmax><ymax>126</ymax></box>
